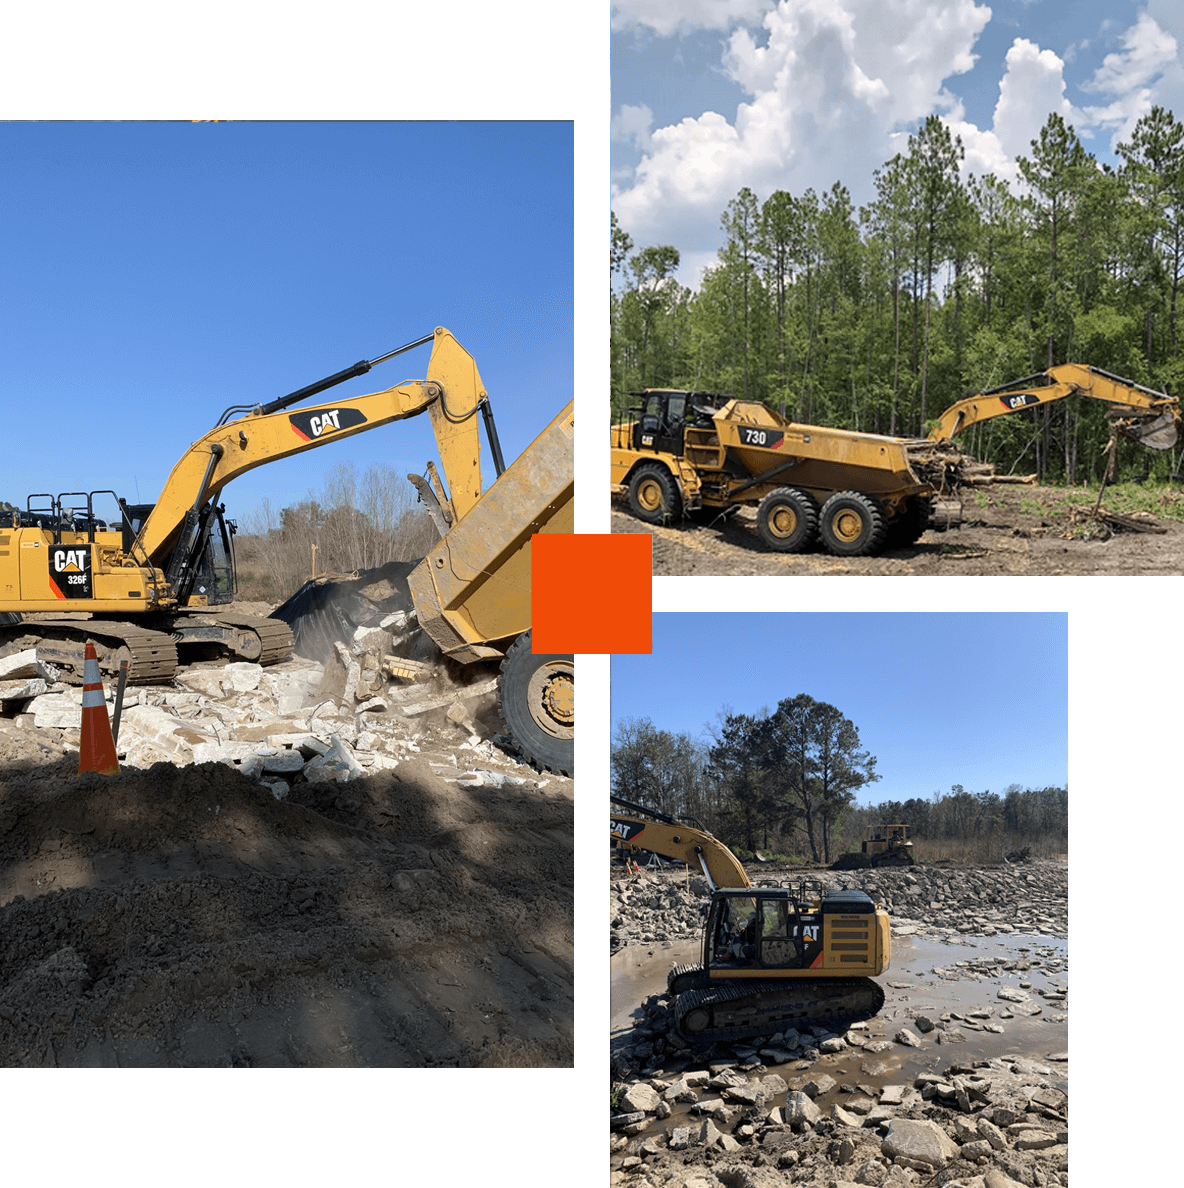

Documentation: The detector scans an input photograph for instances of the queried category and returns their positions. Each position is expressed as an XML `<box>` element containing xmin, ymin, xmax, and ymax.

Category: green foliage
<box><xmin>611</xmin><ymin>106</ymin><xmax>1184</xmax><ymax>483</ymax></box>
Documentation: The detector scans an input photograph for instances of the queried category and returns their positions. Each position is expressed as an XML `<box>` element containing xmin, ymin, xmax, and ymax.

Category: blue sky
<box><xmin>612</xmin><ymin>612</ymin><xmax>1068</xmax><ymax>806</ymax></box>
<box><xmin>0</xmin><ymin>122</ymin><xmax>572</xmax><ymax>524</ymax></box>
<box><xmin>612</xmin><ymin>0</ymin><xmax>1184</xmax><ymax>286</ymax></box>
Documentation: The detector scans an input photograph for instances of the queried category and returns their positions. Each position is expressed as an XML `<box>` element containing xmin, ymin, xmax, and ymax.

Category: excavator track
<box><xmin>672</xmin><ymin>976</ymin><xmax>885</xmax><ymax>1045</ymax></box>
<box><xmin>169</xmin><ymin>611</ymin><xmax>295</xmax><ymax>667</ymax></box>
<box><xmin>0</xmin><ymin>611</ymin><xmax>293</xmax><ymax>685</ymax></box>
<box><xmin>204</xmin><ymin>611</ymin><xmax>294</xmax><ymax>666</ymax></box>
<box><xmin>0</xmin><ymin>618</ymin><xmax>178</xmax><ymax>685</ymax></box>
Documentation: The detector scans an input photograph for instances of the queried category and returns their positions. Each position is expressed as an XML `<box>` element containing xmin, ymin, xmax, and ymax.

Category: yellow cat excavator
<box><xmin>0</xmin><ymin>327</ymin><xmax>575</xmax><ymax>774</ymax></box>
<box><xmin>610</xmin><ymin>797</ymin><xmax>890</xmax><ymax>1043</ymax></box>
<box><xmin>928</xmin><ymin>362</ymin><xmax>1180</xmax><ymax>449</ymax></box>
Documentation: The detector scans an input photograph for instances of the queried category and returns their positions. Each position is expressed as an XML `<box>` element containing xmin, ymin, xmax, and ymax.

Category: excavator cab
<box><xmin>112</xmin><ymin>495</ymin><xmax>236</xmax><ymax>606</ymax></box>
<box><xmin>188</xmin><ymin>504</ymin><xmax>237</xmax><ymax>604</ymax></box>
<box><xmin>704</xmin><ymin>888</ymin><xmax>825</xmax><ymax>972</ymax></box>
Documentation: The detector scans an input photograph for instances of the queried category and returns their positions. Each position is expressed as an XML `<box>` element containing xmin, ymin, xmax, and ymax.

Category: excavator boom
<box><xmin>929</xmin><ymin>362</ymin><xmax>1180</xmax><ymax>449</ymax></box>
<box><xmin>140</xmin><ymin>327</ymin><xmax>486</xmax><ymax>566</ymax></box>
<box><xmin>1</xmin><ymin>327</ymin><xmax>575</xmax><ymax>776</ymax></box>
<box><xmin>609</xmin><ymin>797</ymin><xmax>751</xmax><ymax>889</ymax></box>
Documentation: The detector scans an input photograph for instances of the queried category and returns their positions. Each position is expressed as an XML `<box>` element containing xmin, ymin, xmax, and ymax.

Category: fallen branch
<box><xmin>1062</xmin><ymin>505</ymin><xmax>1167</xmax><ymax>537</ymax></box>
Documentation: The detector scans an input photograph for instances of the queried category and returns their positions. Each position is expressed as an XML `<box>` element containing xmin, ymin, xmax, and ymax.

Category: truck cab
<box><xmin>621</xmin><ymin>389</ymin><xmax>729</xmax><ymax>457</ymax></box>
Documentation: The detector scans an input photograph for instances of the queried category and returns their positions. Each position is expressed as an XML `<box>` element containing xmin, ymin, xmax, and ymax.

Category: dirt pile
<box><xmin>0</xmin><ymin>752</ymin><xmax>572</xmax><ymax>1067</ymax></box>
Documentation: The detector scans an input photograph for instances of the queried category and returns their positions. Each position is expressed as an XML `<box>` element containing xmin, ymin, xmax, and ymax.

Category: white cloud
<box><xmin>1079</xmin><ymin>12</ymin><xmax>1177</xmax><ymax>148</ymax></box>
<box><xmin>1084</xmin><ymin>11</ymin><xmax>1176</xmax><ymax>95</ymax></box>
<box><xmin>612</xmin><ymin>103</ymin><xmax>655</xmax><ymax>152</ymax></box>
<box><xmin>944</xmin><ymin>39</ymin><xmax>1072</xmax><ymax>185</ymax></box>
<box><xmin>989</xmin><ymin>39</ymin><xmax>1076</xmax><ymax>166</ymax></box>
<box><xmin>1145</xmin><ymin>0</ymin><xmax>1184</xmax><ymax>117</ymax></box>
<box><xmin>612</xmin><ymin>0</ymin><xmax>991</xmax><ymax>254</ymax></box>
<box><xmin>611</xmin><ymin>0</ymin><xmax>773</xmax><ymax>37</ymax></box>
<box><xmin>612</xmin><ymin>2</ymin><xmax>1184</xmax><ymax>282</ymax></box>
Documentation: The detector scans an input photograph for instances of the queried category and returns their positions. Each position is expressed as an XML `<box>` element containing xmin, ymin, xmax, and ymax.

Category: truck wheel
<box><xmin>627</xmin><ymin>464</ymin><xmax>682</xmax><ymax>525</ymax></box>
<box><xmin>818</xmin><ymin>491</ymin><xmax>886</xmax><ymax>557</ymax></box>
<box><xmin>499</xmin><ymin>632</ymin><xmax>574</xmax><ymax>776</ymax></box>
<box><xmin>886</xmin><ymin>496</ymin><xmax>932</xmax><ymax>548</ymax></box>
<box><xmin>756</xmin><ymin>487</ymin><xmax>818</xmax><ymax>552</ymax></box>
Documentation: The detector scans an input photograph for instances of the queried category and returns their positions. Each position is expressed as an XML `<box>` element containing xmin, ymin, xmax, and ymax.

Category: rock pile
<box><xmin>1</xmin><ymin>608</ymin><xmax>529</xmax><ymax>792</ymax></box>
<box><xmin>611</xmin><ymin>1046</ymin><xmax>1068</xmax><ymax>1188</ymax></box>
<box><xmin>609</xmin><ymin>860</ymin><xmax>1067</xmax><ymax>950</ymax></box>
<box><xmin>610</xmin><ymin>857</ymin><xmax>1069</xmax><ymax>1186</ymax></box>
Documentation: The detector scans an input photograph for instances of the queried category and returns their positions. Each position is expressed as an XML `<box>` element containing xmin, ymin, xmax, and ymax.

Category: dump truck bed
<box><xmin>682</xmin><ymin>400</ymin><xmax>935</xmax><ymax>508</ymax></box>
<box><xmin>408</xmin><ymin>399</ymin><xmax>575</xmax><ymax>663</ymax></box>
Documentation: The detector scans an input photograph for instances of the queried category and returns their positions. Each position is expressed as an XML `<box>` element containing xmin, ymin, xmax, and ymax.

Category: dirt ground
<box><xmin>0</xmin><ymin>735</ymin><xmax>573</xmax><ymax>1067</ymax></box>
<box><xmin>613</xmin><ymin>483</ymin><xmax>1184</xmax><ymax>575</ymax></box>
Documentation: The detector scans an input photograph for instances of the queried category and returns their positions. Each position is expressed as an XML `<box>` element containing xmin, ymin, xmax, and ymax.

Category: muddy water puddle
<box><xmin>611</xmin><ymin>932</ymin><xmax>1068</xmax><ymax>1138</ymax></box>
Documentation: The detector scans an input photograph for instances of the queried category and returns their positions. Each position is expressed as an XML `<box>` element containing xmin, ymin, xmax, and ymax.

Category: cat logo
<box><xmin>288</xmin><ymin>406</ymin><xmax>369</xmax><ymax>442</ymax></box>
<box><xmin>48</xmin><ymin>546</ymin><xmax>93</xmax><ymax>599</ymax></box>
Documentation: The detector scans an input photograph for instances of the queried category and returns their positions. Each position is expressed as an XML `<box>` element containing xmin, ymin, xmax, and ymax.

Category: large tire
<box><xmin>885</xmin><ymin>496</ymin><xmax>932</xmax><ymax>549</ymax></box>
<box><xmin>818</xmin><ymin>491</ymin><xmax>886</xmax><ymax>557</ymax></box>
<box><xmin>755</xmin><ymin>487</ymin><xmax>818</xmax><ymax>552</ymax></box>
<box><xmin>627</xmin><ymin>464</ymin><xmax>682</xmax><ymax>525</ymax></box>
<box><xmin>499</xmin><ymin>632</ymin><xmax>574</xmax><ymax>776</ymax></box>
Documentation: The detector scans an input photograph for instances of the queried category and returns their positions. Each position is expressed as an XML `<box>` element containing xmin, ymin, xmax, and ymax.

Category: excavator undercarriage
<box><xmin>662</xmin><ymin>885</ymin><xmax>891</xmax><ymax>1044</ymax></box>
<box><xmin>672</xmin><ymin>976</ymin><xmax>886</xmax><ymax>1045</ymax></box>
<box><xmin>0</xmin><ymin>610</ymin><xmax>296</xmax><ymax>685</ymax></box>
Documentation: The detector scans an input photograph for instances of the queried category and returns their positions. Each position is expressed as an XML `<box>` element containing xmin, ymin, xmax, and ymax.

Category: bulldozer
<box><xmin>831</xmin><ymin>824</ymin><xmax>915</xmax><ymax>870</ymax></box>
<box><xmin>0</xmin><ymin>327</ymin><xmax>574</xmax><ymax>774</ymax></box>
<box><xmin>610</xmin><ymin>797</ymin><xmax>889</xmax><ymax>1042</ymax></box>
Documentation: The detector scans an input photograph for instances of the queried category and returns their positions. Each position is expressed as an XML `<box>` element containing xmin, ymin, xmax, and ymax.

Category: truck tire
<box><xmin>885</xmin><ymin>496</ymin><xmax>931</xmax><ymax>549</ymax></box>
<box><xmin>627</xmin><ymin>464</ymin><xmax>682</xmax><ymax>525</ymax></box>
<box><xmin>756</xmin><ymin>487</ymin><xmax>818</xmax><ymax>552</ymax></box>
<box><xmin>499</xmin><ymin>632</ymin><xmax>574</xmax><ymax>776</ymax></box>
<box><xmin>818</xmin><ymin>491</ymin><xmax>886</xmax><ymax>557</ymax></box>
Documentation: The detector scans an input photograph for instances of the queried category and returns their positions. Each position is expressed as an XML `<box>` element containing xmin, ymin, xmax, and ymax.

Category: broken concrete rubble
<box><xmin>1</xmin><ymin>627</ymin><xmax>534</xmax><ymax>800</ymax></box>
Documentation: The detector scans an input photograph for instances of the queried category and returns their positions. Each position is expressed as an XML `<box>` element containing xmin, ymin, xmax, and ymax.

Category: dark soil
<box><xmin>614</xmin><ymin>483</ymin><xmax>1184</xmax><ymax>575</ymax></box>
<box><xmin>0</xmin><ymin>753</ymin><xmax>573</xmax><ymax>1067</ymax></box>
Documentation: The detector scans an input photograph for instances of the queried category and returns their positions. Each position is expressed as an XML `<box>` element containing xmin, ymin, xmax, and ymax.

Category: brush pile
<box><xmin>903</xmin><ymin>440</ymin><xmax>1028</xmax><ymax>492</ymax></box>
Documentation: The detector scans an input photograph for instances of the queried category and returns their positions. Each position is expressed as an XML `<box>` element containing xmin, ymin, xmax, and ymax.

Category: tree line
<box><xmin>612</xmin><ymin>704</ymin><xmax>1067</xmax><ymax>863</ymax></box>
<box><xmin>611</xmin><ymin>106</ymin><xmax>1184</xmax><ymax>485</ymax></box>
<box><xmin>236</xmin><ymin>460</ymin><xmax>437</xmax><ymax>602</ymax></box>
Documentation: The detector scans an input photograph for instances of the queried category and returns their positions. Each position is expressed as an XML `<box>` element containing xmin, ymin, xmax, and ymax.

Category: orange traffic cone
<box><xmin>78</xmin><ymin>642</ymin><xmax>120</xmax><ymax>776</ymax></box>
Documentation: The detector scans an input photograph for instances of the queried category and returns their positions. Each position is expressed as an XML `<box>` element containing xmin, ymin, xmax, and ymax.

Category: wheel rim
<box><xmin>526</xmin><ymin>661</ymin><xmax>575</xmax><ymax>740</ymax></box>
<box><xmin>768</xmin><ymin>505</ymin><xmax>798</xmax><ymax>538</ymax></box>
<box><xmin>636</xmin><ymin>478</ymin><xmax>663</xmax><ymax>513</ymax></box>
<box><xmin>831</xmin><ymin>508</ymin><xmax>866</xmax><ymax>544</ymax></box>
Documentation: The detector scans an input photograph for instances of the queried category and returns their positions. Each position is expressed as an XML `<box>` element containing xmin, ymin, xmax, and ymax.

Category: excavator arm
<box><xmin>610</xmin><ymin>797</ymin><xmax>751</xmax><ymax>889</ymax></box>
<box><xmin>929</xmin><ymin>362</ymin><xmax>1180</xmax><ymax>449</ymax></box>
<box><xmin>138</xmin><ymin>327</ymin><xmax>490</xmax><ymax>570</ymax></box>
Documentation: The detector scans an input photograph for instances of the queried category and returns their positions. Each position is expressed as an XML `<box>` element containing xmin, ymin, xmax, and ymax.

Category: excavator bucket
<box><xmin>1120</xmin><ymin>409</ymin><xmax>1178</xmax><ymax>450</ymax></box>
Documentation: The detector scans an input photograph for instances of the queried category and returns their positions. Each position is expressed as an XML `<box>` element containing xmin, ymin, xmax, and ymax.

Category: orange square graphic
<box><xmin>531</xmin><ymin>534</ymin><xmax>651</xmax><ymax>654</ymax></box>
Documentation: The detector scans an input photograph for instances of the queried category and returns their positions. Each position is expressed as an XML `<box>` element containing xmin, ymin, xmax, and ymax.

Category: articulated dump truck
<box><xmin>610</xmin><ymin>391</ymin><xmax>967</xmax><ymax>557</ymax></box>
